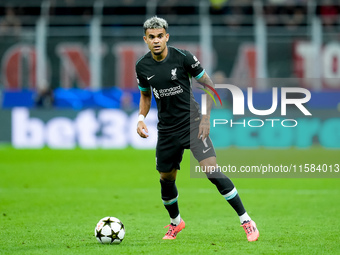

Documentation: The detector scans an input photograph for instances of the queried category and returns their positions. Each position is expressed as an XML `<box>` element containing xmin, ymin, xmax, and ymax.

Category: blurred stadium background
<box><xmin>0</xmin><ymin>0</ymin><xmax>339</xmax><ymax>149</ymax></box>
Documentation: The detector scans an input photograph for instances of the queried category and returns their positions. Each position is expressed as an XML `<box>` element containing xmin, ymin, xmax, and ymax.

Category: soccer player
<box><xmin>136</xmin><ymin>16</ymin><xmax>259</xmax><ymax>242</ymax></box>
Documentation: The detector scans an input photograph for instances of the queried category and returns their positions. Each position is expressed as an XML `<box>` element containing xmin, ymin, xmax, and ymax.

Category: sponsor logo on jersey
<box><xmin>153</xmin><ymin>88</ymin><xmax>160</xmax><ymax>99</ymax></box>
<box><xmin>153</xmin><ymin>85</ymin><xmax>184</xmax><ymax>99</ymax></box>
<box><xmin>191</xmin><ymin>55</ymin><xmax>200</xmax><ymax>68</ymax></box>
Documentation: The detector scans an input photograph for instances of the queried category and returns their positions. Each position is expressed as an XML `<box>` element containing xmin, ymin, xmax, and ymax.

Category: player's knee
<box><xmin>159</xmin><ymin>168</ymin><xmax>177</xmax><ymax>181</ymax></box>
<box><xmin>206</xmin><ymin>171</ymin><xmax>235</xmax><ymax>195</ymax></box>
<box><xmin>199</xmin><ymin>156</ymin><xmax>217</xmax><ymax>174</ymax></box>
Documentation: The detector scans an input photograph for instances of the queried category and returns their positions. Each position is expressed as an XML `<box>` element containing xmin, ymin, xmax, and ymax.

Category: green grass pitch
<box><xmin>0</xmin><ymin>146</ymin><xmax>339</xmax><ymax>255</ymax></box>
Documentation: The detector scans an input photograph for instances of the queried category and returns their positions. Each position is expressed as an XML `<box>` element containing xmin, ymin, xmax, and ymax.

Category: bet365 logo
<box><xmin>200</xmin><ymin>84</ymin><xmax>312</xmax><ymax>127</ymax></box>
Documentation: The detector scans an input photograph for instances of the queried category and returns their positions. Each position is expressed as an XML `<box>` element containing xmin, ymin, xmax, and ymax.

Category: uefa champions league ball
<box><xmin>95</xmin><ymin>216</ymin><xmax>125</xmax><ymax>244</ymax></box>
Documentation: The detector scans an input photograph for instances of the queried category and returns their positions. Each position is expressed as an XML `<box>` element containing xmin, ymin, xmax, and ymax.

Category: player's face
<box><xmin>144</xmin><ymin>28</ymin><xmax>169</xmax><ymax>58</ymax></box>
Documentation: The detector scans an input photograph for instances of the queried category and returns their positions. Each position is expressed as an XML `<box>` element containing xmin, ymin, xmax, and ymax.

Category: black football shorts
<box><xmin>156</xmin><ymin>121</ymin><xmax>216</xmax><ymax>173</ymax></box>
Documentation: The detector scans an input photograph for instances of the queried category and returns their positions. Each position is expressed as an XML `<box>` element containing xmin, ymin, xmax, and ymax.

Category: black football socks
<box><xmin>207</xmin><ymin>170</ymin><xmax>246</xmax><ymax>216</ymax></box>
<box><xmin>160</xmin><ymin>178</ymin><xmax>180</xmax><ymax>219</ymax></box>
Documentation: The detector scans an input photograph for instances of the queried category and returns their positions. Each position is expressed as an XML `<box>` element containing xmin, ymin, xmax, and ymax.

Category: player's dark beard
<box><xmin>152</xmin><ymin>45</ymin><xmax>164</xmax><ymax>55</ymax></box>
<box><xmin>153</xmin><ymin>49</ymin><xmax>162</xmax><ymax>55</ymax></box>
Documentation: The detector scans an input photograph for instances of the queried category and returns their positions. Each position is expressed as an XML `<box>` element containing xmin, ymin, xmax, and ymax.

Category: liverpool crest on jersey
<box><xmin>171</xmin><ymin>68</ymin><xmax>177</xmax><ymax>80</ymax></box>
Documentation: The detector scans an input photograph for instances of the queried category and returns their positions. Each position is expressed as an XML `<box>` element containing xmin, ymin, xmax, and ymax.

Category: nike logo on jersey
<box><xmin>203</xmin><ymin>148</ymin><xmax>211</xmax><ymax>154</ymax></box>
<box><xmin>147</xmin><ymin>75</ymin><xmax>155</xmax><ymax>80</ymax></box>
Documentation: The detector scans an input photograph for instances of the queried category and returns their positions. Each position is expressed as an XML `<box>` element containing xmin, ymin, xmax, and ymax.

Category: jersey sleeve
<box><xmin>136</xmin><ymin>64</ymin><xmax>150</xmax><ymax>92</ymax></box>
<box><xmin>183</xmin><ymin>50</ymin><xmax>205</xmax><ymax>80</ymax></box>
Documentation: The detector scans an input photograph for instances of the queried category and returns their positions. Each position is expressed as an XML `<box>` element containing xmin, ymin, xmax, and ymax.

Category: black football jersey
<box><xmin>136</xmin><ymin>46</ymin><xmax>204</xmax><ymax>133</ymax></box>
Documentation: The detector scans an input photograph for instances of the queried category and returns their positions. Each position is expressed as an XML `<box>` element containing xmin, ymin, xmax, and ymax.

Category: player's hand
<box><xmin>137</xmin><ymin>121</ymin><xmax>149</xmax><ymax>138</ymax></box>
<box><xmin>198</xmin><ymin>115</ymin><xmax>210</xmax><ymax>141</ymax></box>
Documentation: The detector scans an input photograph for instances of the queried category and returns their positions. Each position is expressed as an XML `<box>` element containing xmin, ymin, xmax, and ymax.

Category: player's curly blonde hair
<box><xmin>143</xmin><ymin>16</ymin><xmax>168</xmax><ymax>34</ymax></box>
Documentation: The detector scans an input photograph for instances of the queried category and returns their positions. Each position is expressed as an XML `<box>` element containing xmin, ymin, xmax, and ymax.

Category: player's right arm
<box><xmin>136</xmin><ymin>61</ymin><xmax>152</xmax><ymax>138</ymax></box>
<box><xmin>137</xmin><ymin>90</ymin><xmax>151</xmax><ymax>138</ymax></box>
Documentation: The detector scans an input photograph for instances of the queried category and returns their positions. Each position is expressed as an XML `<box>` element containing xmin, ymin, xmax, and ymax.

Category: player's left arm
<box><xmin>182</xmin><ymin>50</ymin><xmax>215</xmax><ymax>141</ymax></box>
<box><xmin>196</xmin><ymin>72</ymin><xmax>215</xmax><ymax>141</ymax></box>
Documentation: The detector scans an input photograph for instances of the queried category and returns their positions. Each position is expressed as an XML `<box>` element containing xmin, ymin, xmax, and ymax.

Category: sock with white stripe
<box><xmin>171</xmin><ymin>213</ymin><xmax>181</xmax><ymax>225</ymax></box>
<box><xmin>207</xmin><ymin>171</ymin><xmax>246</xmax><ymax>217</ymax></box>
<box><xmin>223</xmin><ymin>187</ymin><xmax>246</xmax><ymax>217</ymax></box>
<box><xmin>239</xmin><ymin>212</ymin><xmax>251</xmax><ymax>224</ymax></box>
<box><xmin>160</xmin><ymin>179</ymin><xmax>180</xmax><ymax>223</ymax></box>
